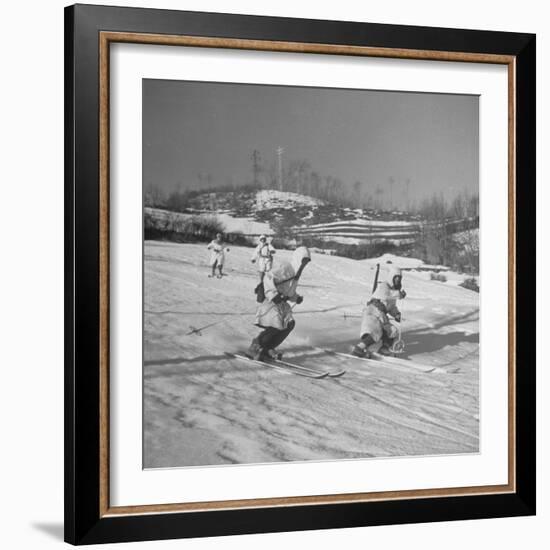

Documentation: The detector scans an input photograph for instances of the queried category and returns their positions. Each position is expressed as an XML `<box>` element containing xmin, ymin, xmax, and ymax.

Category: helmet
<box><xmin>387</xmin><ymin>265</ymin><xmax>403</xmax><ymax>290</ymax></box>
<box><xmin>387</xmin><ymin>265</ymin><xmax>402</xmax><ymax>282</ymax></box>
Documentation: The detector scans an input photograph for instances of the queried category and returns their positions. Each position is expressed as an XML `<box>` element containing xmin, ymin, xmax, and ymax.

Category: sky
<box><xmin>143</xmin><ymin>79</ymin><xmax>478</xmax><ymax>206</ymax></box>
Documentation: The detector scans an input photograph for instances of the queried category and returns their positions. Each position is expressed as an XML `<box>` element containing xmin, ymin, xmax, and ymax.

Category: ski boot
<box><xmin>389</xmin><ymin>339</ymin><xmax>405</xmax><ymax>354</ymax></box>
<box><xmin>247</xmin><ymin>338</ymin><xmax>263</xmax><ymax>361</ymax></box>
<box><xmin>351</xmin><ymin>343</ymin><xmax>372</xmax><ymax>359</ymax></box>
<box><xmin>264</xmin><ymin>349</ymin><xmax>283</xmax><ymax>361</ymax></box>
<box><xmin>378</xmin><ymin>346</ymin><xmax>393</xmax><ymax>356</ymax></box>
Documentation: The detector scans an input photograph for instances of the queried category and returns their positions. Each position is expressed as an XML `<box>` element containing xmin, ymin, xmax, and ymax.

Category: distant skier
<box><xmin>251</xmin><ymin>235</ymin><xmax>276</xmax><ymax>283</ymax></box>
<box><xmin>247</xmin><ymin>247</ymin><xmax>311</xmax><ymax>361</ymax></box>
<box><xmin>351</xmin><ymin>265</ymin><xmax>407</xmax><ymax>358</ymax></box>
<box><xmin>207</xmin><ymin>233</ymin><xmax>229</xmax><ymax>278</ymax></box>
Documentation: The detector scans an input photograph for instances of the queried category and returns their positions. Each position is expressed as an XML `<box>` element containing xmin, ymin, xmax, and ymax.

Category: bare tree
<box><xmin>353</xmin><ymin>180</ymin><xmax>363</xmax><ymax>205</ymax></box>
<box><xmin>266</xmin><ymin>160</ymin><xmax>278</xmax><ymax>189</ymax></box>
<box><xmin>388</xmin><ymin>176</ymin><xmax>395</xmax><ymax>210</ymax></box>
<box><xmin>374</xmin><ymin>186</ymin><xmax>384</xmax><ymax>210</ymax></box>
<box><xmin>417</xmin><ymin>193</ymin><xmax>451</xmax><ymax>265</ymax></box>
<box><xmin>296</xmin><ymin>160</ymin><xmax>311</xmax><ymax>195</ymax></box>
<box><xmin>450</xmin><ymin>190</ymin><xmax>479</xmax><ymax>273</ymax></box>
<box><xmin>332</xmin><ymin>178</ymin><xmax>345</xmax><ymax>206</ymax></box>
<box><xmin>251</xmin><ymin>149</ymin><xmax>262</xmax><ymax>188</ymax></box>
<box><xmin>144</xmin><ymin>183</ymin><xmax>165</xmax><ymax>207</ymax></box>
<box><xmin>310</xmin><ymin>171</ymin><xmax>321</xmax><ymax>200</ymax></box>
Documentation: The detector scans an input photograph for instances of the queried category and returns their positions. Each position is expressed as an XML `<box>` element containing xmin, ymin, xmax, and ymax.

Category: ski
<box><xmin>278</xmin><ymin>355</ymin><xmax>346</xmax><ymax>378</ymax></box>
<box><xmin>319</xmin><ymin>348</ymin><xmax>440</xmax><ymax>374</ymax></box>
<box><xmin>226</xmin><ymin>352</ymin><xmax>329</xmax><ymax>379</ymax></box>
<box><xmin>369</xmin><ymin>352</ymin><xmax>457</xmax><ymax>373</ymax></box>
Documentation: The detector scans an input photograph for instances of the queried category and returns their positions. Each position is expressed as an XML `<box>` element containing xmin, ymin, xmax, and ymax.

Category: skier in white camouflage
<box><xmin>248</xmin><ymin>247</ymin><xmax>311</xmax><ymax>361</ymax></box>
<box><xmin>251</xmin><ymin>234</ymin><xmax>276</xmax><ymax>283</ymax></box>
<box><xmin>206</xmin><ymin>233</ymin><xmax>229</xmax><ymax>278</ymax></box>
<box><xmin>352</xmin><ymin>265</ymin><xmax>407</xmax><ymax>358</ymax></box>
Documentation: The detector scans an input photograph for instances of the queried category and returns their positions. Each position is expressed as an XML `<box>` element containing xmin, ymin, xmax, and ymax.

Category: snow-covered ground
<box><xmin>145</xmin><ymin>207</ymin><xmax>273</xmax><ymax>236</ymax></box>
<box><xmin>294</xmin><ymin>217</ymin><xmax>421</xmax><ymax>245</ymax></box>
<box><xmin>255</xmin><ymin>189</ymin><xmax>324</xmax><ymax>210</ymax></box>
<box><xmin>144</xmin><ymin>241</ymin><xmax>479</xmax><ymax>468</ymax></box>
<box><xmin>362</xmin><ymin>253</ymin><xmax>425</xmax><ymax>270</ymax></box>
<box><xmin>363</xmin><ymin>254</ymin><xmax>480</xmax><ymax>288</ymax></box>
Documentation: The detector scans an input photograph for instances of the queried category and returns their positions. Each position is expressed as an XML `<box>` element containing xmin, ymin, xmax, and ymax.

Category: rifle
<box><xmin>372</xmin><ymin>263</ymin><xmax>380</xmax><ymax>294</ymax></box>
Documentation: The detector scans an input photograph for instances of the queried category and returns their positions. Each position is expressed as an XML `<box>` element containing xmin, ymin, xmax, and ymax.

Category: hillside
<box><xmin>146</xmin><ymin>188</ymin><xmax>479</xmax><ymax>270</ymax></box>
<box><xmin>150</xmin><ymin>188</ymin><xmax>477</xmax><ymax>247</ymax></box>
<box><xmin>144</xmin><ymin>241</ymin><xmax>479</xmax><ymax>468</ymax></box>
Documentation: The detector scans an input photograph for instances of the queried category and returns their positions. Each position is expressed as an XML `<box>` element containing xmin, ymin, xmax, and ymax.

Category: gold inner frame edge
<box><xmin>98</xmin><ymin>31</ymin><xmax>517</xmax><ymax>517</ymax></box>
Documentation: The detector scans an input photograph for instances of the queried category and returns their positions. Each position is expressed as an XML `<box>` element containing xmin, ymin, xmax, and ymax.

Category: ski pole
<box><xmin>391</xmin><ymin>295</ymin><xmax>405</xmax><ymax>353</ymax></box>
<box><xmin>186</xmin><ymin>320</ymin><xmax>224</xmax><ymax>336</ymax></box>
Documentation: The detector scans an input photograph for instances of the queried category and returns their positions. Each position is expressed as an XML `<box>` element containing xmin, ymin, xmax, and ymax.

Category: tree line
<box><xmin>145</xmin><ymin>150</ymin><xmax>477</xmax><ymax>216</ymax></box>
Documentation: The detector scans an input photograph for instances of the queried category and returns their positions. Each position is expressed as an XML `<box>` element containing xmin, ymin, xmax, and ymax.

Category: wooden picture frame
<box><xmin>65</xmin><ymin>3</ymin><xmax>535</xmax><ymax>545</ymax></box>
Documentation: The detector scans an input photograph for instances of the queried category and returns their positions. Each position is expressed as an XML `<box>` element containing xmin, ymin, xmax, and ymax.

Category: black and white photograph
<box><xmin>0</xmin><ymin>0</ymin><xmax>540</xmax><ymax>546</ymax></box>
<box><xmin>142</xmin><ymin>79</ymin><xmax>480</xmax><ymax>469</ymax></box>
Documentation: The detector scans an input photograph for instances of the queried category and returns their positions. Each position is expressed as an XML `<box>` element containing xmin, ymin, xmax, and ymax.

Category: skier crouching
<box><xmin>352</xmin><ymin>266</ymin><xmax>406</xmax><ymax>358</ymax></box>
<box><xmin>207</xmin><ymin>233</ymin><xmax>229</xmax><ymax>278</ymax></box>
<box><xmin>248</xmin><ymin>247</ymin><xmax>311</xmax><ymax>361</ymax></box>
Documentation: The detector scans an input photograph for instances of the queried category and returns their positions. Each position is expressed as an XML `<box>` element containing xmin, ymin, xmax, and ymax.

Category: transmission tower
<box><xmin>251</xmin><ymin>150</ymin><xmax>261</xmax><ymax>187</ymax></box>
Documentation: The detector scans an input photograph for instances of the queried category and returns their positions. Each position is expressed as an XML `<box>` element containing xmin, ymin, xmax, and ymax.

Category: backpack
<box><xmin>254</xmin><ymin>282</ymin><xmax>265</xmax><ymax>303</ymax></box>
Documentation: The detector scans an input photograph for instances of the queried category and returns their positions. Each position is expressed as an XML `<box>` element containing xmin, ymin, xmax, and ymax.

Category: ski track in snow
<box><xmin>143</xmin><ymin>241</ymin><xmax>480</xmax><ymax>468</ymax></box>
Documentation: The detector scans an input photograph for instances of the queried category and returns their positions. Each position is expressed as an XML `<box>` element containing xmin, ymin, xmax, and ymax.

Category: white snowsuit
<box><xmin>207</xmin><ymin>240</ymin><xmax>227</xmax><ymax>267</ymax></box>
<box><xmin>255</xmin><ymin>247</ymin><xmax>310</xmax><ymax>330</ymax></box>
<box><xmin>252</xmin><ymin>242</ymin><xmax>276</xmax><ymax>273</ymax></box>
<box><xmin>359</xmin><ymin>266</ymin><xmax>404</xmax><ymax>342</ymax></box>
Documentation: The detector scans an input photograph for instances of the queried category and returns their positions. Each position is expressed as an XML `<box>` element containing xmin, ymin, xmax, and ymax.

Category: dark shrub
<box><xmin>430</xmin><ymin>272</ymin><xmax>448</xmax><ymax>283</ymax></box>
<box><xmin>144</xmin><ymin>212</ymin><xmax>228</xmax><ymax>243</ymax></box>
<box><xmin>459</xmin><ymin>277</ymin><xmax>480</xmax><ymax>293</ymax></box>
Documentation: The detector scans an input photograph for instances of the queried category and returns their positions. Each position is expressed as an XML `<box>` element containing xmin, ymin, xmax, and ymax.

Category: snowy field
<box><xmin>145</xmin><ymin>207</ymin><xmax>274</xmax><ymax>236</ymax></box>
<box><xmin>144</xmin><ymin>241</ymin><xmax>479</xmax><ymax>468</ymax></box>
<box><xmin>294</xmin><ymin>218</ymin><xmax>421</xmax><ymax>245</ymax></box>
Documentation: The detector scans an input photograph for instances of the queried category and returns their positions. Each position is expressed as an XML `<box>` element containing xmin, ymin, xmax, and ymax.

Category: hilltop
<box><xmin>149</xmin><ymin>188</ymin><xmax>427</xmax><ymax>243</ymax></box>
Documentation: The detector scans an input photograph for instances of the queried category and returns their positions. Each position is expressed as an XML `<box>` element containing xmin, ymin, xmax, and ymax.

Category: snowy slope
<box><xmin>144</xmin><ymin>241</ymin><xmax>479</xmax><ymax>468</ymax></box>
<box><xmin>145</xmin><ymin>207</ymin><xmax>273</xmax><ymax>236</ymax></box>
<box><xmin>149</xmin><ymin>189</ymin><xmax>477</xmax><ymax>248</ymax></box>
<box><xmin>361</xmin><ymin>253</ymin><xmax>425</xmax><ymax>269</ymax></box>
<box><xmin>362</xmin><ymin>254</ymin><xmax>480</xmax><ymax>291</ymax></box>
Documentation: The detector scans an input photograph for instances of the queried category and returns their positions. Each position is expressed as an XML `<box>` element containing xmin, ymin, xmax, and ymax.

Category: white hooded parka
<box><xmin>359</xmin><ymin>265</ymin><xmax>404</xmax><ymax>341</ymax></box>
<box><xmin>251</xmin><ymin>241</ymin><xmax>276</xmax><ymax>273</ymax></box>
<box><xmin>207</xmin><ymin>240</ymin><xmax>227</xmax><ymax>266</ymax></box>
<box><xmin>255</xmin><ymin>247</ymin><xmax>310</xmax><ymax>330</ymax></box>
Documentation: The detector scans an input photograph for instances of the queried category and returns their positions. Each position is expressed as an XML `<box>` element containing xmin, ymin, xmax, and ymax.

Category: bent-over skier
<box><xmin>207</xmin><ymin>233</ymin><xmax>229</xmax><ymax>278</ymax></box>
<box><xmin>352</xmin><ymin>265</ymin><xmax>406</xmax><ymax>358</ymax></box>
<box><xmin>251</xmin><ymin>235</ymin><xmax>276</xmax><ymax>283</ymax></box>
<box><xmin>248</xmin><ymin>247</ymin><xmax>311</xmax><ymax>361</ymax></box>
